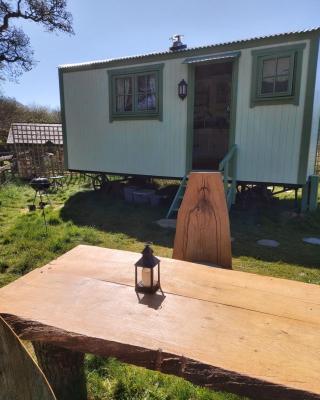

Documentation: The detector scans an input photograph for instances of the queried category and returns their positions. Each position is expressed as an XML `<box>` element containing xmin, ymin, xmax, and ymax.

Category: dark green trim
<box><xmin>59</xmin><ymin>31</ymin><xmax>320</xmax><ymax>74</ymax></box>
<box><xmin>229</xmin><ymin>57</ymin><xmax>239</xmax><ymax>147</ymax></box>
<box><xmin>185</xmin><ymin>65</ymin><xmax>195</xmax><ymax>173</ymax></box>
<box><xmin>297</xmin><ymin>37</ymin><xmax>320</xmax><ymax>184</ymax></box>
<box><xmin>301</xmin><ymin>182</ymin><xmax>309</xmax><ymax>212</ymax></box>
<box><xmin>58</xmin><ymin>69</ymin><xmax>68</xmax><ymax>169</ymax></box>
<box><xmin>250</xmin><ymin>43</ymin><xmax>306</xmax><ymax>107</ymax></box>
<box><xmin>107</xmin><ymin>64</ymin><xmax>164</xmax><ymax>122</ymax></box>
<box><xmin>183</xmin><ymin>50</ymin><xmax>240</xmax><ymax>64</ymax></box>
<box><xmin>229</xmin><ymin>57</ymin><xmax>239</xmax><ymax>177</ymax></box>
<box><xmin>309</xmin><ymin>175</ymin><xmax>319</xmax><ymax>211</ymax></box>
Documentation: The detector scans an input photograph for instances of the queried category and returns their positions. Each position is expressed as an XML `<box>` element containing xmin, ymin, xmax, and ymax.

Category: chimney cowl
<box><xmin>170</xmin><ymin>34</ymin><xmax>187</xmax><ymax>51</ymax></box>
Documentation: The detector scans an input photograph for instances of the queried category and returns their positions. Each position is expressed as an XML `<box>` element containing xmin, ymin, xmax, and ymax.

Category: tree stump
<box><xmin>32</xmin><ymin>341</ymin><xmax>87</xmax><ymax>400</ymax></box>
<box><xmin>173</xmin><ymin>172</ymin><xmax>232</xmax><ymax>268</ymax></box>
<box><xmin>0</xmin><ymin>316</ymin><xmax>56</xmax><ymax>400</ymax></box>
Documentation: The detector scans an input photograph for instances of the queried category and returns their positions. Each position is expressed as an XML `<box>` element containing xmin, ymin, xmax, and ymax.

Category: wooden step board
<box><xmin>173</xmin><ymin>172</ymin><xmax>232</xmax><ymax>268</ymax></box>
<box><xmin>166</xmin><ymin>175</ymin><xmax>188</xmax><ymax>218</ymax></box>
<box><xmin>0</xmin><ymin>316</ymin><xmax>56</xmax><ymax>400</ymax></box>
<box><xmin>166</xmin><ymin>171</ymin><xmax>235</xmax><ymax>219</ymax></box>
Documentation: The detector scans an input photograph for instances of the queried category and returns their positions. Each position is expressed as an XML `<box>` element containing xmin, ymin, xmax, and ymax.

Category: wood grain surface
<box><xmin>0</xmin><ymin>316</ymin><xmax>56</xmax><ymax>400</ymax></box>
<box><xmin>173</xmin><ymin>172</ymin><xmax>232</xmax><ymax>268</ymax></box>
<box><xmin>1</xmin><ymin>245</ymin><xmax>320</xmax><ymax>400</ymax></box>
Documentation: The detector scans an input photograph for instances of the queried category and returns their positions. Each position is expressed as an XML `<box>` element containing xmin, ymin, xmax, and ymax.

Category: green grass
<box><xmin>85</xmin><ymin>356</ymin><xmax>244</xmax><ymax>400</ymax></box>
<box><xmin>1</xmin><ymin>179</ymin><xmax>319</xmax><ymax>400</ymax></box>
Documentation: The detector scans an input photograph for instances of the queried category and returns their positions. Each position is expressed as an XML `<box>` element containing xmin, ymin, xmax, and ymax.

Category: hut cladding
<box><xmin>59</xmin><ymin>27</ymin><xmax>320</xmax><ymax>211</ymax></box>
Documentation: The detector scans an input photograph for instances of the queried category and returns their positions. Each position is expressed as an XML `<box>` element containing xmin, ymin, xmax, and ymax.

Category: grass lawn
<box><xmin>0</xmin><ymin>178</ymin><xmax>319</xmax><ymax>399</ymax></box>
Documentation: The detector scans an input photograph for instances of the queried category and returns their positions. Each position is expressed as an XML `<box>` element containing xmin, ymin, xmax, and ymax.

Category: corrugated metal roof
<box><xmin>7</xmin><ymin>123</ymin><xmax>63</xmax><ymax>145</ymax></box>
<box><xmin>59</xmin><ymin>27</ymin><xmax>320</xmax><ymax>71</ymax></box>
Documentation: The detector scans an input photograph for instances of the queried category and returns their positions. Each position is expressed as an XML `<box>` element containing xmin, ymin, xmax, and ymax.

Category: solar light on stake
<box><xmin>135</xmin><ymin>243</ymin><xmax>160</xmax><ymax>294</ymax></box>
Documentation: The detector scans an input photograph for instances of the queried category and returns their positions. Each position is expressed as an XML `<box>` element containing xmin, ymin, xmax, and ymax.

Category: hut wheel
<box><xmin>92</xmin><ymin>174</ymin><xmax>110</xmax><ymax>191</ymax></box>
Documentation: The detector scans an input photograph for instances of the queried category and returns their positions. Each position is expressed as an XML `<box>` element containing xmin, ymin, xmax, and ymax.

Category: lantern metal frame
<box><xmin>178</xmin><ymin>79</ymin><xmax>188</xmax><ymax>100</ymax></box>
<box><xmin>135</xmin><ymin>244</ymin><xmax>161</xmax><ymax>294</ymax></box>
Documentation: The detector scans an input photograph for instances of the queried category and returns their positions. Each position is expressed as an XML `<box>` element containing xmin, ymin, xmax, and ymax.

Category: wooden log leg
<box><xmin>32</xmin><ymin>341</ymin><xmax>87</xmax><ymax>400</ymax></box>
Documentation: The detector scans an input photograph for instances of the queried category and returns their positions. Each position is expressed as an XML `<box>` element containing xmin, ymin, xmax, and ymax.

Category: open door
<box><xmin>192</xmin><ymin>62</ymin><xmax>233</xmax><ymax>170</ymax></box>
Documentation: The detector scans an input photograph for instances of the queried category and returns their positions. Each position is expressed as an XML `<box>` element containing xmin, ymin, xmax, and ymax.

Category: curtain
<box><xmin>148</xmin><ymin>75</ymin><xmax>156</xmax><ymax>110</ymax></box>
<box><xmin>116</xmin><ymin>78</ymin><xmax>132</xmax><ymax>112</ymax></box>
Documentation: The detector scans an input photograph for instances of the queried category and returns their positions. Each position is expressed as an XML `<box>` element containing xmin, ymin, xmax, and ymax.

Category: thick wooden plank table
<box><xmin>0</xmin><ymin>245</ymin><xmax>319</xmax><ymax>399</ymax></box>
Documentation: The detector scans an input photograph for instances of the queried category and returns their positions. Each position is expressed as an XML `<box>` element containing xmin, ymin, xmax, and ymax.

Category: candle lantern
<box><xmin>178</xmin><ymin>79</ymin><xmax>188</xmax><ymax>100</ymax></box>
<box><xmin>135</xmin><ymin>243</ymin><xmax>160</xmax><ymax>294</ymax></box>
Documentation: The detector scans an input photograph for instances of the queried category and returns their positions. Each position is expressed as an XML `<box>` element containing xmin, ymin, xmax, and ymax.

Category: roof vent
<box><xmin>170</xmin><ymin>34</ymin><xmax>187</xmax><ymax>51</ymax></box>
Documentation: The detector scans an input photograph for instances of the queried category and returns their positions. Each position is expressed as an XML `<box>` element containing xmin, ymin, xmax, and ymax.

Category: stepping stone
<box><xmin>303</xmin><ymin>237</ymin><xmax>320</xmax><ymax>245</ymax></box>
<box><xmin>257</xmin><ymin>239</ymin><xmax>280</xmax><ymax>248</ymax></box>
<box><xmin>156</xmin><ymin>219</ymin><xmax>177</xmax><ymax>229</ymax></box>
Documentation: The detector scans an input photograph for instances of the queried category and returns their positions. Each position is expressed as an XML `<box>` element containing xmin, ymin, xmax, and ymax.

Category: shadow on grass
<box><xmin>60</xmin><ymin>189</ymin><xmax>320</xmax><ymax>270</ymax></box>
<box><xmin>60</xmin><ymin>190</ymin><xmax>175</xmax><ymax>248</ymax></box>
<box><xmin>231</xmin><ymin>196</ymin><xmax>320</xmax><ymax>269</ymax></box>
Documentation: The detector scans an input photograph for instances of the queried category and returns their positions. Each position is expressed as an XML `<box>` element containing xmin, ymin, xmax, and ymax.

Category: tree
<box><xmin>0</xmin><ymin>95</ymin><xmax>60</xmax><ymax>144</ymax></box>
<box><xmin>0</xmin><ymin>0</ymin><xmax>73</xmax><ymax>79</ymax></box>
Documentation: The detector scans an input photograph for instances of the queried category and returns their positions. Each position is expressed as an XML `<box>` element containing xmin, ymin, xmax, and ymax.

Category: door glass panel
<box><xmin>193</xmin><ymin>62</ymin><xmax>232</xmax><ymax>170</ymax></box>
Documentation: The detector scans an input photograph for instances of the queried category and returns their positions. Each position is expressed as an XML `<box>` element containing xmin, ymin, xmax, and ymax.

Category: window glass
<box><xmin>251</xmin><ymin>44</ymin><xmax>304</xmax><ymax>106</ymax></box>
<box><xmin>115</xmin><ymin>77</ymin><xmax>132</xmax><ymax>112</ymax></box>
<box><xmin>137</xmin><ymin>74</ymin><xmax>157</xmax><ymax>111</ymax></box>
<box><xmin>109</xmin><ymin>65</ymin><xmax>163</xmax><ymax>120</ymax></box>
<box><xmin>277</xmin><ymin>57</ymin><xmax>290</xmax><ymax>75</ymax></box>
<box><xmin>262</xmin><ymin>59</ymin><xmax>276</xmax><ymax>77</ymax></box>
<box><xmin>259</xmin><ymin>55</ymin><xmax>292</xmax><ymax>97</ymax></box>
<box><xmin>261</xmin><ymin>77</ymin><xmax>274</xmax><ymax>94</ymax></box>
<box><xmin>275</xmin><ymin>76</ymin><xmax>289</xmax><ymax>93</ymax></box>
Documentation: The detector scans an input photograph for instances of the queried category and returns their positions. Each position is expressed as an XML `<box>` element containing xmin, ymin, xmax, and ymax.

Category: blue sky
<box><xmin>2</xmin><ymin>0</ymin><xmax>320</xmax><ymax>108</ymax></box>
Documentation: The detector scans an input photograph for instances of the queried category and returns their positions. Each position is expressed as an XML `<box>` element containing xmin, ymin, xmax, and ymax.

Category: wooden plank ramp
<box><xmin>0</xmin><ymin>245</ymin><xmax>320</xmax><ymax>400</ymax></box>
<box><xmin>173</xmin><ymin>172</ymin><xmax>232</xmax><ymax>268</ymax></box>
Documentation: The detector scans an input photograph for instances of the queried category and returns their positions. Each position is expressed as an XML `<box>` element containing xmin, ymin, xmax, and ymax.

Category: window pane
<box><xmin>261</xmin><ymin>77</ymin><xmax>274</xmax><ymax>94</ymax></box>
<box><xmin>147</xmin><ymin>74</ymin><xmax>156</xmax><ymax>93</ymax></box>
<box><xmin>262</xmin><ymin>59</ymin><xmax>276</xmax><ymax>77</ymax></box>
<box><xmin>115</xmin><ymin>77</ymin><xmax>132</xmax><ymax>95</ymax></box>
<box><xmin>147</xmin><ymin>94</ymin><xmax>156</xmax><ymax>110</ymax></box>
<box><xmin>137</xmin><ymin>73</ymin><xmax>157</xmax><ymax>111</ymax></box>
<box><xmin>275</xmin><ymin>76</ymin><xmax>289</xmax><ymax>93</ymax></box>
<box><xmin>137</xmin><ymin>94</ymin><xmax>156</xmax><ymax>111</ymax></box>
<box><xmin>137</xmin><ymin>74</ymin><xmax>157</xmax><ymax>93</ymax></box>
<box><xmin>277</xmin><ymin>57</ymin><xmax>290</xmax><ymax>75</ymax></box>
<box><xmin>116</xmin><ymin>95</ymin><xmax>133</xmax><ymax>112</ymax></box>
<box><xmin>124</xmin><ymin>95</ymin><xmax>133</xmax><ymax>111</ymax></box>
<box><xmin>116</xmin><ymin>95</ymin><xmax>124</xmax><ymax>112</ymax></box>
<box><xmin>115</xmin><ymin>77</ymin><xmax>132</xmax><ymax>112</ymax></box>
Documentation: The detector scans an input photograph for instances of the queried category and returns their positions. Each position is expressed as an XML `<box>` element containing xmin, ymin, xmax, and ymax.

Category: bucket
<box><xmin>124</xmin><ymin>186</ymin><xmax>139</xmax><ymax>202</ymax></box>
<box><xmin>150</xmin><ymin>194</ymin><xmax>162</xmax><ymax>206</ymax></box>
<box><xmin>133</xmin><ymin>189</ymin><xmax>155</xmax><ymax>204</ymax></box>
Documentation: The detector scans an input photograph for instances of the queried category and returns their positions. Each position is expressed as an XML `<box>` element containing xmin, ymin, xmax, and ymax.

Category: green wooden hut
<box><xmin>59</xmin><ymin>28</ymin><xmax>320</xmax><ymax>211</ymax></box>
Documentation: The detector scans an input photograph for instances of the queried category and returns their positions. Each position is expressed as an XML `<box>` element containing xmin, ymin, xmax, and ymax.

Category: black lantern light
<box><xmin>135</xmin><ymin>243</ymin><xmax>160</xmax><ymax>294</ymax></box>
<box><xmin>178</xmin><ymin>79</ymin><xmax>188</xmax><ymax>100</ymax></box>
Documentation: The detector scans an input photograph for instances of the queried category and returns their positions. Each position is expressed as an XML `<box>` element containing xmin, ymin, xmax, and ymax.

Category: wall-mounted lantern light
<box><xmin>178</xmin><ymin>79</ymin><xmax>188</xmax><ymax>100</ymax></box>
<box><xmin>135</xmin><ymin>243</ymin><xmax>160</xmax><ymax>294</ymax></box>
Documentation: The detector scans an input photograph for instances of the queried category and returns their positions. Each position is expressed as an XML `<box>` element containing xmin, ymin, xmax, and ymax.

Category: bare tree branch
<box><xmin>0</xmin><ymin>0</ymin><xmax>73</xmax><ymax>79</ymax></box>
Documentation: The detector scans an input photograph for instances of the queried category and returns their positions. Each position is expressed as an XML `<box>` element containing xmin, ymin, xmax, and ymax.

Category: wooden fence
<box><xmin>0</xmin><ymin>154</ymin><xmax>13</xmax><ymax>184</ymax></box>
